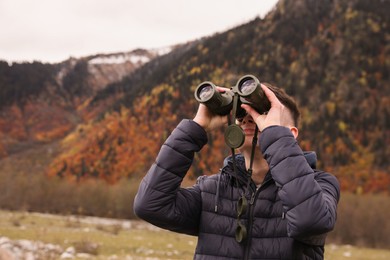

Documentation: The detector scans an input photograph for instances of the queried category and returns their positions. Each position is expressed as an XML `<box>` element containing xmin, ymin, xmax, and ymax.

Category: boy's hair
<box><xmin>263</xmin><ymin>82</ymin><xmax>301</xmax><ymax>127</ymax></box>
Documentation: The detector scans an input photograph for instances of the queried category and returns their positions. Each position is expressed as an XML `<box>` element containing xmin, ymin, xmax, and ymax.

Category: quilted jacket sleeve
<box><xmin>133</xmin><ymin>119</ymin><xmax>208</xmax><ymax>235</ymax></box>
<box><xmin>260</xmin><ymin>126</ymin><xmax>340</xmax><ymax>241</ymax></box>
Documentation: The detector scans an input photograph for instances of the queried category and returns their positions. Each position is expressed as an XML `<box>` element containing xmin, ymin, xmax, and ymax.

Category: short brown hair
<box><xmin>263</xmin><ymin>82</ymin><xmax>300</xmax><ymax>127</ymax></box>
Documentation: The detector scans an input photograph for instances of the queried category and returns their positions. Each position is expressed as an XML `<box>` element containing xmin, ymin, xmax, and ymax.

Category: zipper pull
<box><xmin>250</xmin><ymin>192</ymin><xmax>256</xmax><ymax>205</ymax></box>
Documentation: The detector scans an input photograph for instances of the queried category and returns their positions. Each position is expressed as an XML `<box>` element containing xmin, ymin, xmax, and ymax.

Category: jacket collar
<box><xmin>222</xmin><ymin>154</ymin><xmax>250</xmax><ymax>188</ymax></box>
<box><xmin>222</xmin><ymin>151</ymin><xmax>317</xmax><ymax>186</ymax></box>
<box><xmin>303</xmin><ymin>151</ymin><xmax>317</xmax><ymax>169</ymax></box>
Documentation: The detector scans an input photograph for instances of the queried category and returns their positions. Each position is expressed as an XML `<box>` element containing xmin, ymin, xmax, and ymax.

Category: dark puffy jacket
<box><xmin>134</xmin><ymin>119</ymin><xmax>340</xmax><ymax>259</ymax></box>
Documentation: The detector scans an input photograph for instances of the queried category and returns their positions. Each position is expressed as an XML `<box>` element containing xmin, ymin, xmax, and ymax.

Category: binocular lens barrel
<box><xmin>194</xmin><ymin>75</ymin><xmax>270</xmax><ymax>116</ymax></box>
<box><xmin>199</xmin><ymin>85</ymin><xmax>213</xmax><ymax>100</ymax></box>
<box><xmin>195</xmin><ymin>82</ymin><xmax>233</xmax><ymax>115</ymax></box>
<box><xmin>238</xmin><ymin>79</ymin><xmax>257</xmax><ymax>96</ymax></box>
<box><xmin>237</xmin><ymin>75</ymin><xmax>270</xmax><ymax>114</ymax></box>
<box><xmin>237</xmin><ymin>75</ymin><xmax>260</xmax><ymax>97</ymax></box>
<box><xmin>196</xmin><ymin>83</ymin><xmax>215</xmax><ymax>102</ymax></box>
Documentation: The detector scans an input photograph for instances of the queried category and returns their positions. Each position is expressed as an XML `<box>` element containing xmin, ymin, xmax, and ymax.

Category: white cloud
<box><xmin>0</xmin><ymin>0</ymin><xmax>278</xmax><ymax>63</ymax></box>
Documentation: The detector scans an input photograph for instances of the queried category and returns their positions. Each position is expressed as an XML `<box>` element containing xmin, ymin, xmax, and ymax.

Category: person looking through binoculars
<box><xmin>134</xmin><ymin>75</ymin><xmax>340</xmax><ymax>259</ymax></box>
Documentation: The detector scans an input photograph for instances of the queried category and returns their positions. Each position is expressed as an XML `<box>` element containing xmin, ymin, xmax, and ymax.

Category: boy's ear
<box><xmin>289</xmin><ymin>126</ymin><xmax>298</xmax><ymax>139</ymax></box>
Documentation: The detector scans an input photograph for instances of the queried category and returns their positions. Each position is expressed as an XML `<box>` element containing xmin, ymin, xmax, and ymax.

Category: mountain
<box><xmin>0</xmin><ymin>48</ymin><xmax>170</xmax><ymax>156</ymax></box>
<box><xmin>1</xmin><ymin>0</ymin><xmax>389</xmax><ymax>192</ymax></box>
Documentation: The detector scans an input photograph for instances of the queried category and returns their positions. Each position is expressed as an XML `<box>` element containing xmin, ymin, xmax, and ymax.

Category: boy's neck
<box><xmin>241</xmin><ymin>150</ymin><xmax>269</xmax><ymax>186</ymax></box>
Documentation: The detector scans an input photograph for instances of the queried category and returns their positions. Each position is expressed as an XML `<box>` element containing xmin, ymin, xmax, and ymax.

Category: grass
<box><xmin>325</xmin><ymin>244</ymin><xmax>390</xmax><ymax>260</ymax></box>
<box><xmin>0</xmin><ymin>210</ymin><xmax>196</xmax><ymax>259</ymax></box>
<box><xmin>0</xmin><ymin>210</ymin><xmax>389</xmax><ymax>259</ymax></box>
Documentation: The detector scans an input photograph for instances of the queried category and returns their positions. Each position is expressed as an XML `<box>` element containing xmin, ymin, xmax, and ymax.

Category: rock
<box><xmin>0</xmin><ymin>247</ymin><xmax>15</xmax><ymax>260</ymax></box>
<box><xmin>60</xmin><ymin>247</ymin><xmax>76</xmax><ymax>259</ymax></box>
<box><xmin>0</xmin><ymin>236</ymin><xmax>63</xmax><ymax>260</ymax></box>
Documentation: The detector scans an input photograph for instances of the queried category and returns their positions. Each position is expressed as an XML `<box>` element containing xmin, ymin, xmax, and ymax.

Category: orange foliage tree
<box><xmin>48</xmin><ymin>84</ymin><xmax>182</xmax><ymax>183</ymax></box>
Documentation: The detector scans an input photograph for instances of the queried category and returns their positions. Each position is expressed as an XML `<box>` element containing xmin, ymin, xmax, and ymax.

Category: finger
<box><xmin>215</xmin><ymin>86</ymin><xmax>231</xmax><ymax>93</ymax></box>
<box><xmin>241</xmin><ymin>104</ymin><xmax>260</xmax><ymax>120</ymax></box>
<box><xmin>260</xmin><ymin>84</ymin><xmax>282</xmax><ymax>106</ymax></box>
<box><xmin>242</xmin><ymin>104</ymin><xmax>268</xmax><ymax>130</ymax></box>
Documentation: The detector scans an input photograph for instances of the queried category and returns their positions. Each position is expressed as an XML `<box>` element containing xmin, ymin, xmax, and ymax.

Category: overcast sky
<box><xmin>0</xmin><ymin>0</ymin><xmax>278</xmax><ymax>63</ymax></box>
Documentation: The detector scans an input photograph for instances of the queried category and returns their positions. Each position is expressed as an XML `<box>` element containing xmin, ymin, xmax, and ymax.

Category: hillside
<box><xmin>0</xmin><ymin>48</ymin><xmax>168</xmax><ymax>157</ymax></box>
<box><xmin>1</xmin><ymin>0</ymin><xmax>389</xmax><ymax>192</ymax></box>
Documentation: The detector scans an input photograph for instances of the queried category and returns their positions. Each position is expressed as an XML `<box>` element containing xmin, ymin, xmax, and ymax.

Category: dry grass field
<box><xmin>1</xmin><ymin>210</ymin><xmax>390</xmax><ymax>259</ymax></box>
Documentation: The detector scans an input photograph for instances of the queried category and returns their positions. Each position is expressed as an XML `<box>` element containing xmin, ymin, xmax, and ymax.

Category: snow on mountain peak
<box><xmin>88</xmin><ymin>47</ymin><xmax>172</xmax><ymax>65</ymax></box>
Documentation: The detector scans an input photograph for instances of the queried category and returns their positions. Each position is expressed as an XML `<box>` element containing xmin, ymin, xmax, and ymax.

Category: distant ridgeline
<box><xmin>0</xmin><ymin>0</ymin><xmax>389</xmax><ymax>193</ymax></box>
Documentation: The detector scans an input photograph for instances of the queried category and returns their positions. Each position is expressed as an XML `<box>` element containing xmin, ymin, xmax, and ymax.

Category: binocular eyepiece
<box><xmin>194</xmin><ymin>75</ymin><xmax>270</xmax><ymax>118</ymax></box>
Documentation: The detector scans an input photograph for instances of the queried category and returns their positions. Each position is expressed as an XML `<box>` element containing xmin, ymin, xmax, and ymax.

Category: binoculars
<box><xmin>194</xmin><ymin>75</ymin><xmax>270</xmax><ymax>149</ymax></box>
<box><xmin>194</xmin><ymin>75</ymin><xmax>270</xmax><ymax>119</ymax></box>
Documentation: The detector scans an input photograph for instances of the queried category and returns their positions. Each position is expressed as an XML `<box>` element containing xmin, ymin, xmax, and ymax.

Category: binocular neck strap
<box><xmin>231</xmin><ymin>92</ymin><xmax>240</xmax><ymax>123</ymax></box>
<box><xmin>246</xmin><ymin>125</ymin><xmax>258</xmax><ymax>191</ymax></box>
<box><xmin>228</xmin><ymin>93</ymin><xmax>241</xmax><ymax>188</ymax></box>
<box><xmin>227</xmin><ymin>93</ymin><xmax>259</xmax><ymax>191</ymax></box>
<box><xmin>230</xmin><ymin>147</ymin><xmax>239</xmax><ymax>188</ymax></box>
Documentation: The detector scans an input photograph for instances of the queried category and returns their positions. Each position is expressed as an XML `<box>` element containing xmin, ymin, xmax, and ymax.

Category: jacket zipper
<box><xmin>243</xmin><ymin>178</ymin><xmax>273</xmax><ymax>260</ymax></box>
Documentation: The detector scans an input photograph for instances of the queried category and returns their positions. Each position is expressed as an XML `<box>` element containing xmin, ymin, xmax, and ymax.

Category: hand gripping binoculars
<box><xmin>194</xmin><ymin>75</ymin><xmax>270</xmax><ymax>149</ymax></box>
<box><xmin>194</xmin><ymin>75</ymin><xmax>270</xmax><ymax>118</ymax></box>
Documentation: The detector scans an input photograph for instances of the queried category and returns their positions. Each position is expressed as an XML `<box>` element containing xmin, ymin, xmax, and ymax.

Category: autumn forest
<box><xmin>0</xmin><ymin>0</ymin><xmax>389</xmax><ymax>196</ymax></box>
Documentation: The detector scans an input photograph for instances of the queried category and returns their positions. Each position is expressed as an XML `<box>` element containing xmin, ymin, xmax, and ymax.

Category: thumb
<box><xmin>241</xmin><ymin>104</ymin><xmax>258</xmax><ymax>118</ymax></box>
<box><xmin>241</xmin><ymin>104</ymin><xmax>267</xmax><ymax>131</ymax></box>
